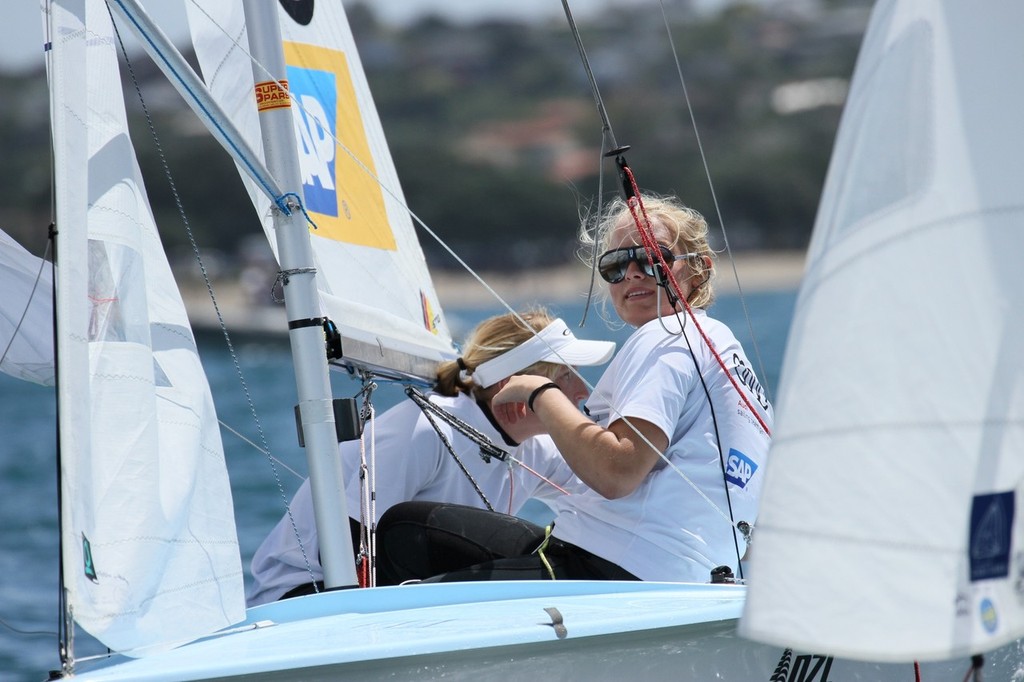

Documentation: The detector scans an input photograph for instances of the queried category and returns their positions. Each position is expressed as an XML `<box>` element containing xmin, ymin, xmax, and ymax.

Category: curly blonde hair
<box><xmin>579</xmin><ymin>193</ymin><xmax>716</xmax><ymax>309</ymax></box>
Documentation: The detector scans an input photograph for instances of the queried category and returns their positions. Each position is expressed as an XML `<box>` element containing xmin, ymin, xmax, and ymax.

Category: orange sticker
<box><xmin>254</xmin><ymin>79</ymin><xmax>291</xmax><ymax>112</ymax></box>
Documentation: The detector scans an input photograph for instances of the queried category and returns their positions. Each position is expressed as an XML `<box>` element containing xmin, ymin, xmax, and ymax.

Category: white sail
<box><xmin>0</xmin><ymin>228</ymin><xmax>54</xmax><ymax>386</ymax></box>
<box><xmin>187</xmin><ymin>1</ymin><xmax>455</xmax><ymax>380</ymax></box>
<box><xmin>47</xmin><ymin>0</ymin><xmax>244</xmax><ymax>654</ymax></box>
<box><xmin>740</xmin><ymin>0</ymin><xmax>1024</xmax><ymax>662</ymax></box>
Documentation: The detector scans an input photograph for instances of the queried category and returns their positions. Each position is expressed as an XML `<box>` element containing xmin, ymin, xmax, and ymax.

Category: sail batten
<box><xmin>740</xmin><ymin>0</ymin><xmax>1024</xmax><ymax>661</ymax></box>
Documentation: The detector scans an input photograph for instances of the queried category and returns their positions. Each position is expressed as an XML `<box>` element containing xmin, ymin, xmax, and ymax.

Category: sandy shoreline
<box><xmin>182</xmin><ymin>250</ymin><xmax>806</xmax><ymax>331</ymax></box>
<box><xmin>431</xmin><ymin>250</ymin><xmax>806</xmax><ymax>307</ymax></box>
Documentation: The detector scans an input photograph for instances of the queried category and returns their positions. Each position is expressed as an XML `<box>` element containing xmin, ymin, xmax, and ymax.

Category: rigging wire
<box><xmin>655</xmin><ymin>0</ymin><xmax>773</xmax><ymax>402</ymax></box>
<box><xmin>42</xmin><ymin>0</ymin><xmax>73</xmax><ymax>672</ymax></box>
<box><xmin>0</xmin><ymin>616</ymin><xmax>55</xmax><ymax>638</ymax></box>
<box><xmin>51</xmin><ymin>225</ymin><xmax>71</xmax><ymax>675</ymax></box>
<box><xmin>406</xmin><ymin>386</ymin><xmax>573</xmax><ymax>503</ymax></box>
<box><xmin>217</xmin><ymin>419</ymin><xmax>305</xmax><ymax>481</ymax></box>
<box><xmin>353</xmin><ymin>379</ymin><xmax>378</xmax><ymax>588</ymax></box>
<box><xmin>558</xmin><ymin>0</ymin><xmax>631</xmax><ymax>328</ymax></box>
<box><xmin>407</xmin><ymin>388</ymin><xmax>497</xmax><ymax>512</ymax></box>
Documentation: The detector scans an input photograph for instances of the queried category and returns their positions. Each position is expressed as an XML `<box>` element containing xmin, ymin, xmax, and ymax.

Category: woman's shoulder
<box><xmin>412</xmin><ymin>391</ymin><xmax>490</xmax><ymax>428</ymax></box>
<box><xmin>614</xmin><ymin>311</ymin><xmax>739</xmax><ymax>376</ymax></box>
<box><xmin>387</xmin><ymin>389</ymin><xmax>473</xmax><ymax>410</ymax></box>
<box><xmin>374</xmin><ymin>391</ymin><xmax>475</xmax><ymax>428</ymax></box>
<box><xmin>426</xmin><ymin>391</ymin><xmax>479</xmax><ymax>413</ymax></box>
<box><xmin>625</xmin><ymin>312</ymin><xmax>700</xmax><ymax>349</ymax></box>
<box><xmin>632</xmin><ymin>309</ymin><xmax>737</xmax><ymax>344</ymax></box>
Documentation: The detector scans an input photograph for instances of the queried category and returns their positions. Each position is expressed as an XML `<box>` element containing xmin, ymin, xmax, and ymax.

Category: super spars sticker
<box><xmin>725</xmin><ymin>448</ymin><xmax>757</xmax><ymax>489</ymax></box>
<box><xmin>969</xmin><ymin>491</ymin><xmax>1015</xmax><ymax>581</ymax></box>
<box><xmin>254</xmin><ymin>79</ymin><xmax>290</xmax><ymax>112</ymax></box>
<box><xmin>282</xmin><ymin>42</ymin><xmax>396</xmax><ymax>250</ymax></box>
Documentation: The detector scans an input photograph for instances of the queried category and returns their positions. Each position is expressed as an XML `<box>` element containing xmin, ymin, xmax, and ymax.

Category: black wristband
<box><xmin>527</xmin><ymin>382</ymin><xmax>560</xmax><ymax>412</ymax></box>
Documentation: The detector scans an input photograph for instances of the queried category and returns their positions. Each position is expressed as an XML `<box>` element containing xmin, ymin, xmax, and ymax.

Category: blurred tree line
<box><xmin>0</xmin><ymin>0</ymin><xmax>870</xmax><ymax>273</ymax></box>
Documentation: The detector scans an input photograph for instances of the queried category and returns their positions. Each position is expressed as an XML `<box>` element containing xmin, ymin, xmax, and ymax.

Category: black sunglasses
<box><xmin>597</xmin><ymin>245</ymin><xmax>699</xmax><ymax>284</ymax></box>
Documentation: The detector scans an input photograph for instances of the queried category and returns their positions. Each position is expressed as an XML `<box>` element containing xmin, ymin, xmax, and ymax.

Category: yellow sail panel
<box><xmin>283</xmin><ymin>42</ymin><xmax>395</xmax><ymax>251</ymax></box>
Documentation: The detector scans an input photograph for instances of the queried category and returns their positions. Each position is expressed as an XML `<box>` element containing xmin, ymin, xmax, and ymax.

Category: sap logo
<box><xmin>725</xmin><ymin>448</ymin><xmax>757</xmax><ymax>489</ymax></box>
<box><xmin>287</xmin><ymin>66</ymin><xmax>338</xmax><ymax>217</ymax></box>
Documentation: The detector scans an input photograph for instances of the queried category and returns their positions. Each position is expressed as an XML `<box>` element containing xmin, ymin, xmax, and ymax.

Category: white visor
<box><xmin>472</xmin><ymin>318</ymin><xmax>616</xmax><ymax>388</ymax></box>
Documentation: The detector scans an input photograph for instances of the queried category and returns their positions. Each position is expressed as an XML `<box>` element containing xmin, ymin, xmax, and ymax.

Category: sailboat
<box><xmin>30</xmin><ymin>0</ymin><xmax>1023</xmax><ymax>679</ymax></box>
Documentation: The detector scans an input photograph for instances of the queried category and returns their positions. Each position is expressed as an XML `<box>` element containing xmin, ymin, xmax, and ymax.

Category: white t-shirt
<box><xmin>248</xmin><ymin>392</ymin><xmax>581</xmax><ymax>605</ymax></box>
<box><xmin>552</xmin><ymin>310</ymin><xmax>772</xmax><ymax>582</ymax></box>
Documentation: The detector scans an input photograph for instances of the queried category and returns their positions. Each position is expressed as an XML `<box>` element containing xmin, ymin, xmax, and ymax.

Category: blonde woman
<box><xmin>378</xmin><ymin>194</ymin><xmax>771</xmax><ymax>584</ymax></box>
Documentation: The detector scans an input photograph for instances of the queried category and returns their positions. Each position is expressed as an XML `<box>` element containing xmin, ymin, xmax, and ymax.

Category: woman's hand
<box><xmin>489</xmin><ymin>375</ymin><xmax>552</xmax><ymax>425</ymax></box>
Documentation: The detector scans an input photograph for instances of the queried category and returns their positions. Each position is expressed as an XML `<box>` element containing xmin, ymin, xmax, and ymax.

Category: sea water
<box><xmin>0</xmin><ymin>290</ymin><xmax>795</xmax><ymax>681</ymax></box>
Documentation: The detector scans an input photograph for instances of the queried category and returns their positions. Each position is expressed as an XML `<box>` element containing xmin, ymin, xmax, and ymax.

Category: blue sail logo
<box><xmin>283</xmin><ymin>42</ymin><xmax>396</xmax><ymax>250</ymax></box>
<box><xmin>288</xmin><ymin>66</ymin><xmax>338</xmax><ymax>217</ymax></box>
<box><xmin>969</xmin><ymin>491</ymin><xmax>1014</xmax><ymax>581</ymax></box>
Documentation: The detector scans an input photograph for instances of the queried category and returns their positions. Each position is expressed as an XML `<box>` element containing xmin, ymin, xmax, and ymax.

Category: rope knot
<box><xmin>274</xmin><ymin>191</ymin><xmax>321</xmax><ymax>231</ymax></box>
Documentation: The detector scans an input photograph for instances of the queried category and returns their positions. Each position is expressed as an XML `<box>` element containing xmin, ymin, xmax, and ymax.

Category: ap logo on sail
<box><xmin>288</xmin><ymin>68</ymin><xmax>339</xmax><ymax>216</ymax></box>
<box><xmin>277</xmin><ymin>43</ymin><xmax>396</xmax><ymax>250</ymax></box>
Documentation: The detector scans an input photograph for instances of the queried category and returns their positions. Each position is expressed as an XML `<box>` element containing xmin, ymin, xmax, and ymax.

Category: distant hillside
<box><xmin>0</xmin><ymin>0</ymin><xmax>869</xmax><ymax>275</ymax></box>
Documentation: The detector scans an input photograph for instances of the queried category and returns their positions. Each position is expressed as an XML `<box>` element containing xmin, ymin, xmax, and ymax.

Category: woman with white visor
<box><xmin>248</xmin><ymin>308</ymin><xmax>615</xmax><ymax>601</ymax></box>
